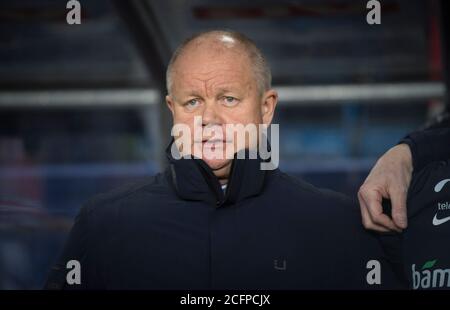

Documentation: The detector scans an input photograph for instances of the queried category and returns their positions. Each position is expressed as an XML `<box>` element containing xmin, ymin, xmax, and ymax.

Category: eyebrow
<box><xmin>215</xmin><ymin>86</ymin><xmax>243</xmax><ymax>96</ymax></box>
<box><xmin>216</xmin><ymin>87</ymin><xmax>236</xmax><ymax>93</ymax></box>
<box><xmin>175</xmin><ymin>90</ymin><xmax>204</xmax><ymax>100</ymax></box>
<box><xmin>180</xmin><ymin>88</ymin><xmax>239</xmax><ymax>98</ymax></box>
<box><xmin>185</xmin><ymin>91</ymin><xmax>203</xmax><ymax>98</ymax></box>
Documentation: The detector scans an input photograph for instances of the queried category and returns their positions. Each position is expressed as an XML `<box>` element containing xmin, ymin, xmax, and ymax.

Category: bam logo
<box><xmin>412</xmin><ymin>259</ymin><xmax>450</xmax><ymax>289</ymax></box>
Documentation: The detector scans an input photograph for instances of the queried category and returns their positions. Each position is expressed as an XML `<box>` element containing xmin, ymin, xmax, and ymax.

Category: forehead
<box><xmin>171</xmin><ymin>45</ymin><xmax>255</xmax><ymax>92</ymax></box>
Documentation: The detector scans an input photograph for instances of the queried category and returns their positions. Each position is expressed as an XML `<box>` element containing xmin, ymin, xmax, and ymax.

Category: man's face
<box><xmin>166</xmin><ymin>40</ymin><xmax>277</xmax><ymax>177</ymax></box>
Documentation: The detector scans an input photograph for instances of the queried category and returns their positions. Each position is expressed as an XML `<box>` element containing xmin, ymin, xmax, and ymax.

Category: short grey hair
<box><xmin>166</xmin><ymin>30</ymin><xmax>272</xmax><ymax>95</ymax></box>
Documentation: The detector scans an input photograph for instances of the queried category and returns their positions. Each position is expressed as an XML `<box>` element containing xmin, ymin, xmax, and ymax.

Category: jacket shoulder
<box><xmin>82</xmin><ymin>172</ymin><xmax>168</xmax><ymax>216</ymax></box>
<box><xmin>276</xmin><ymin>171</ymin><xmax>355</xmax><ymax>207</ymax></box>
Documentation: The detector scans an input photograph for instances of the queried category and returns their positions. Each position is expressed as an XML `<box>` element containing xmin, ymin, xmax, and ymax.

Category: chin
<box><xmin>202</xmin><ymin>158</ymin><xmax>232</xmax><ymax>171</ymax></box>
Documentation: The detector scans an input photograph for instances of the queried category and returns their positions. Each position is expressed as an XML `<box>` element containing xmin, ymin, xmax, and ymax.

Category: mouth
<box><xmin>197</xmin><ymin>139</ymin><xmax>232</xmax><ymax>153</ymax></box>
<box><xmin>193</xmin><ymin>138</ymin><xmax>231</xmax><ymax>144</ymax></box>
<box><xmin>203</xmin><ymin>139</ymin><xmax>227</xmax><ymax>143</ymax></box>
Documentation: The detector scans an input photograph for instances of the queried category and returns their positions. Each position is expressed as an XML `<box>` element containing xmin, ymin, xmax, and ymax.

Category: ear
<box><xmin>166</xmin><ymin>95</ymin><xmax>175</xmax><ymax>116</ymax></box>
<box><xmin>261</xmin><ymin>89</ymin><xmax>278</xmax><ymax>125</ymax></box>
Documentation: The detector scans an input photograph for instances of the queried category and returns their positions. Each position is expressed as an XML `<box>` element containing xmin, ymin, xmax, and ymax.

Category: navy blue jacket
<box><xmin>385</xmin><ymin>159</ymin><xmax>450</xmax><ymax>290</ymax></box>
<box><xmin>45</xmin><ymin>145</ymin><xmax>400</xmax><ymax>289</ymax></box>
<box><xmin>400</xmin><ymin>112</ymin><xmax>450</xmax><ymax>172</ymax></box>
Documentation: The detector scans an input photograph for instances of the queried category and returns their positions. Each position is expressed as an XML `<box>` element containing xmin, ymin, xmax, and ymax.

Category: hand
<box><xmin>358</xmin><ymin>144</ymin><xmax>413</xmax><ymax>232</ymax></box>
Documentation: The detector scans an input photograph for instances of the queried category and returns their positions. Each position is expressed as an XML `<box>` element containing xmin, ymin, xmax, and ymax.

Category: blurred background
<box><xmin>0</xmin><ymin>0</ymin><xmax>448</xmax><ymax>289</ymax></box>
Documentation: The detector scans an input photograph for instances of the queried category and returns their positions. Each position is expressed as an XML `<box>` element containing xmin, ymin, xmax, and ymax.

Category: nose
<box><xmin>201</xmin><ymin>101</ymin><xmax>221</xmax><ymax>127</ymax></box>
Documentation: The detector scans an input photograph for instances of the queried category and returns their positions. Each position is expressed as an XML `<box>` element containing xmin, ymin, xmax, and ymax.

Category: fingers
<box><xmin>357</xmin><ymin>143</ymin><xmax>413</xmax><ymax>233</ymax></box>
<box><xmin>358</xmin><ymin>186</ymin><xmax>402</xmax><ymax>233</ymax></box>
<box><xmin>358</xmin><ymin>196</ymin><xmax>390</xmax><ymax>232</ymax></box>
<box><xmin>389</xmin><ymin>186</ymin><xmax>408</xmax><ymax>229</ymax></box>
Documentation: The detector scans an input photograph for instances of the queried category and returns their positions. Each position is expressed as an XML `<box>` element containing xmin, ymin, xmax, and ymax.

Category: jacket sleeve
<box><xmin>398</xmin><ymin>112</ymin><xmax>450</xmax><ymax>172</ymax></box>
<box><xmin>44</xmin><ymin>202</ymin><xmax>102</xmax><ymax>290</ymax></box>
<box><xmin>399</xmin><ymin>128</ymin><xmax>450</xmax><ymax>172</ymax></box>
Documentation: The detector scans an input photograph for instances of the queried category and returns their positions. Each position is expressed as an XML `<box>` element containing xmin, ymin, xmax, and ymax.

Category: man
<box><xmin>358</xmin><ymin>113</ymin><xmax>450</xmax><ymax>232</ymax></box>
<box><xmin>359</xmin><ymin>114</ymin><xmax>450</xmax><ymax>289</ymax></box>
<box><xmin>45</xmin><ymin>30</ymin><xmax>400</xmax><ymax>289</ymax></box>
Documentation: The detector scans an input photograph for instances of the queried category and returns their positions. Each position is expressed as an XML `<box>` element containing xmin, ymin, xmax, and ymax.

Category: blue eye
<box><xmin>223</xmin><ymin>96</ymin><xmax>238</xmax><ymax>106</ymax></box>
<box><xmin>185</xmin><ymin>99</ymin><xmax>200</xmax><ymax>108</ymax></box>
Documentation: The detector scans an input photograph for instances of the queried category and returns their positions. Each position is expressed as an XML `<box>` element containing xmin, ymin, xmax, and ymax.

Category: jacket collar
<box><xmin>165</xmin><ymin>139</ymin><xmax>273</xmax><ymax>207</ymax></box>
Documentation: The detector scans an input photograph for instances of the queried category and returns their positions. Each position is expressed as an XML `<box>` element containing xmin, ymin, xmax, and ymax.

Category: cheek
<box><xmin>173</xmin><ymin>115</ymin><xmax>201</xmax><ymax>138</ymax></box>
<box><xmin>172</xmin><ymin>107</ymin><xmax>194</xmax><ymax>124</ymax></box>
<box><xmin>225</xmin><ymin>101</ymin><xmax>263</xmax><ymax>125</ymax></box>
